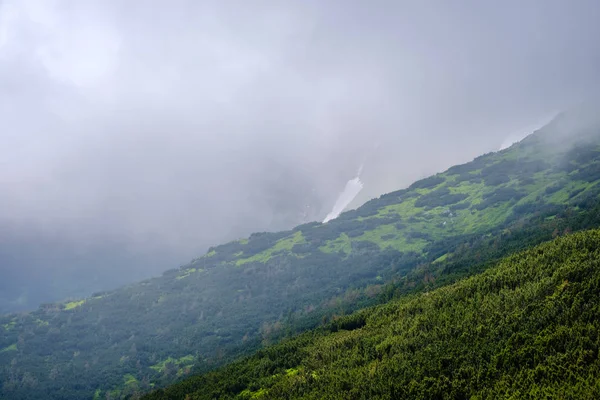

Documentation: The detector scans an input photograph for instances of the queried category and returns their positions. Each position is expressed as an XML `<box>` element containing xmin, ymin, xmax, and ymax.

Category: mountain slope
<box><xmin>144</xmin><ymin>229</ymin><xmax>600</xmax><ymax>400</ymax></box>
<box><xmin>2</xmin><ymin>107</ymin><xmax>600</xmax><ymax>399</ymax></box>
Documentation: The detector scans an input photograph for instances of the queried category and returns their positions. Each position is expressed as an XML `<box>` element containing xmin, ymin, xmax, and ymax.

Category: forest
<box><xmin>143</xmin><ymin>230</ymin><xmax>600</xmax><ymax>399</ymax></box>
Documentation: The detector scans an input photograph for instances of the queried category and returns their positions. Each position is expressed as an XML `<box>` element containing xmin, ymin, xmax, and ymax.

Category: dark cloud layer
<box><xmin>1</xmin><ymin>0</ymin><xmax>599</xmax><ymax>311</ymax></box>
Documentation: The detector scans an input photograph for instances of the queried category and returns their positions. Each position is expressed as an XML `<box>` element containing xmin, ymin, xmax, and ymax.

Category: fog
<box><xmin>1</xmin><ymin>0</ymin><xmax>599</xmax><ymax>311</ymax></box>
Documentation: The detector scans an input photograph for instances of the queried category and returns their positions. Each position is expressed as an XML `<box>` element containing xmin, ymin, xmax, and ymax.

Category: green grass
<box><xmin>320</xmin><ymin>233</ymin><xmax>352</xmax><ymax>254</ymax></box>
<box><xmin>204</xmin><ymin>250</ymin><xmax>217</xmax><ymax>257</ymax></box>
<box><xmin>150</xmin><ymin>355</ymin><xmax>195</xmax><ymax>373</ymax></box>
<box><xmin>517</xmin><ymin>183</ymin><xmax>549</xmax><ymax>204</ymax></box>
<box><xmin>452</xmin><ymin>202</ymin><xmax>514</xmax><ymax>233</ymax></box>
<box><xmin>239</xmin><ymin>387</ymin><xmax>267</xmax><ymax>399</ymax></box>
<box><xmin>549</xmin><ymin>180</ymin><xmax>592</xmax><ymax>204</ymax></box>
<box><xmin>123</xmin><ymin>374</ymin><xmax>138</xmax><ymax>386</ymax></box>
<box><xmin>433</xmin><ymin>253</ymin><xmax>449</xmax><ymax>264</ymax></box>
<box><xmin>34</xmin><ymin>319</ymin><xmax>49</xmax><ymax>327</ymax></box>
<box><xmin>3</xmin><ymin>321</ymin><xmax>15</xmax><ymax>331</ymax></box>
<box><xmin>64</xmin><ymin>300</ymin><xmax>85</xmax><ymax>310</ymax></box>
<box><xmin>356</xmin><ymin>225</ymin><xmax>428</xmax><ymax>253</ymax></box>
<box><xmin>377</xmin><ymin>197</ymin><xmax>422</xmax><ymax>218</ymax></box>
<box><xmin>235</xmin><ymin>231</ymin><xmax>305</xmax><ymax>266</ymax></box>
<box><xmin>447</xmin><ymin>180</ymin><xmax>485</xmax><ymax>198</ymax></box>
<box><xmin>176</xmin><ymin>268</ymin><xmax>203</xmax><ymax>280</ymax></box>
<box><xmin>1</xmin><ymin>343</ymin><xmax>17</xmax><ymax>353</ymax></box>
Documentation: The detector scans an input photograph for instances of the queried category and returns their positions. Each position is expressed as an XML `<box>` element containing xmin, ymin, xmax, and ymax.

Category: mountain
<box><xmin>143</xmin><ymin>229</ymin><xmax>600</xmax><ymax>399</ymax></box>
<box><xmin>2</xmin><ymin>106</ymin><xmax>600</xmax><ymax>399</ymax></box>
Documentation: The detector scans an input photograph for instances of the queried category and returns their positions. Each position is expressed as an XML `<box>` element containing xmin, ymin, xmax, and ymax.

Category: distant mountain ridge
<box><xmin>2</xmin><ymin>105</ymin><xmax>600</xmax><ymax>399</ymax></box>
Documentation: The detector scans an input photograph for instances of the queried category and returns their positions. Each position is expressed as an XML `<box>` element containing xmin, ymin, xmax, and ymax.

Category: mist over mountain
<box><xmin>1</xmin><ymin>0</ymin><xmax>600</xmax><ymax>311</ymax></box>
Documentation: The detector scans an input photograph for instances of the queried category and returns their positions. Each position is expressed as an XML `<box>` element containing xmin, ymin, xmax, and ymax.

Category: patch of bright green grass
<box><xmin>414</xmin><ymin>187</ymin><xmax>435</xmax><ymax>195</ymax></box>
<box><xmin>203</xmin><ymin>250</ymin><xmax>217</xmax><ymax>258</ymax></box>
<box><xmin>240</xmin><ymin>387</ymin><xmax>267</xmax><ymax>399</ymax></box>
<box><xmin>548</xmin><ymin>180</ymin><xmax>591</xmax><ymax>204</ymax></box>
<box><xmin>150</xmin><ymin>355</ymin><xmax>195</xmax><ymax>373</ymax></box>
<box><xmin>547</xmin><ymin>187</ymin><xmax>572</xmax><ymax>204</ymax></box>
<box><xmin>320</xmin><ymin>233</ymin><xmax>352</xmax><ymax>255</ymax></box>
<box><xmin>356</xmin><ymin>224</ymin><xmax>428</xmax><ymax>253</ymax></box>
<box><xmin>64</xmin><ymin>300</ymin><xmax>85</xmax><ymax>310</ymax></box>
<box><xmin>3</xmin><ymin>321</ymin><xmax>16</xmax><ymax>331</ymax></box>
<box><xmin>34</xmin><ymin>319</ymin><xmax>49</xmax><ymax>327</ymax></box>
<box><xmin>433</xmin><ymin>253</ymin><xmax>449</xmax><ymax>264</ymax></box>
<box><xmin>1</xmin><ymin>343</ymin><xmax>17</xmax><ymax>353</ymax></box>
<box><xmin>236</xmin><ymin>231</ymin><xmax>305</xmax><ymax>266</ymax></box>
<box><xmin>123</xmin><ymin>374</ymin><xmax>138</xmax><ymax>386</ymax></box>
<box><xmin>448</xmin><ymin>181</ymin><xmax>486</xmax><ymax>202</ymax></box>
<box><xmin>377</xmin><ymin>197</ymin><xmax>422</xmax><ymax>218</ymax></box>
<box><xmin>176</xmin><ymin>268</ymin><xmax>203</xmax><ymax>280</ymax></box>
<box><xmin>453</xmin><ymin>201</ymin><xmax>514</xmax><ymax>233</ymax></box>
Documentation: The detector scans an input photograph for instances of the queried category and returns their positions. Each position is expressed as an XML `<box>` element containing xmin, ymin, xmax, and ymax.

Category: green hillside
<box><xmin>143</xmin><ymin>229</ymin><xmax>600</xmax><ymax>400</ymax></box>
<box><xmin>2</xmin><ymin>108</ymin><xmax>600</xmax><ymax>399</ymax></box>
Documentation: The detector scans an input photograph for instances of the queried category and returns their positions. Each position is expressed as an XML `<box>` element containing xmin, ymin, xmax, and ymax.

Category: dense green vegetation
<box><xmin>143</xmin><ymin>230</ymin><xmax>600</xmax><ymax>399</ymax></box>
<box><xmin>2</xmin><ymin>111</ymin><xmax>600</xmax><ymax>399</ymax></box>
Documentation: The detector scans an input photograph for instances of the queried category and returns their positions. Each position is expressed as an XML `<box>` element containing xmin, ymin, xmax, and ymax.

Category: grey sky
<box><xmin>1</xmin><ymin>0</ymin><xmax>599</xmax><ymax>310</ymax></box>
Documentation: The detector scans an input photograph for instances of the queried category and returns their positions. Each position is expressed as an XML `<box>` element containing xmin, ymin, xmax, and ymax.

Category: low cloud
<box><xmin>1</xmin><ymin>0</ymin><xmax>599</xmax><ymax>309</ymax></box>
